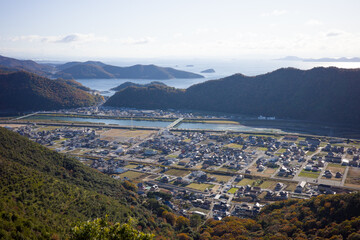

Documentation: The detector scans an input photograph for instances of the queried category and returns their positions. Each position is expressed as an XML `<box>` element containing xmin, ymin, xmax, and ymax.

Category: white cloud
<box><xmin>120</xmin><ymin>37</ymin><xmax>155</xmax><ymax>45</ymax></box>
<box><xmin>10</xmin><ymin>33</ymin><xmax>108</xmax><ymax>44</ymax></box>
<box><xmin>306</xmin><ymin>19</ymin><xmax>323</xmax><ymax>26</ymax></box>
<box><xmin>261</xmin><ymin>9</ymin><xmax>288</xmax><ymax>17</ymax></box>
<box><xmin>326</xmin><ymin>31</ymin><xmax>342</xmax><ymax>37</ymax></box>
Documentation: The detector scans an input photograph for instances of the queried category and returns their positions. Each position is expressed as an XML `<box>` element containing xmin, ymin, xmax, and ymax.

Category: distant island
<box><xmin>201</xmin><ymin>68</ymin><xmax>215</xmax><ymax>73</ymax></box>
<box><xmin>278</xmin><ymin>56</ymin><xmax>360</xmax><ymax>62</ymax></box>
<box><xmin>0</xmin><ymin>55</ymin><xmax>204</xmax><ymax>80</ymax></box>
<box><xmin>111</xmin><ymin>81</ymin><xmax>167</xmax><ymax>91</ymax></box>
<box><xmin>104</xmin><ymin>67</ymin><xmax>360</xmax><ymax>126</ymax></box>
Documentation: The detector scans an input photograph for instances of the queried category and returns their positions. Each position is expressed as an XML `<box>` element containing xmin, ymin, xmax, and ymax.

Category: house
<box><xmin>295</xmin><ymin>181</ymin><xmax>306</xmax><ymax>193</ymax></box>
<box><xmin>335</xmin><ymin>172</ymin><xmax>343</xmax><ymax>178</ymax></box>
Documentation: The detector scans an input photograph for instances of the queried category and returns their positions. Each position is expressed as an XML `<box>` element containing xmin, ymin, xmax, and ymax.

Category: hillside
<box><xmin>0</xmin><ymin>127</ymin><xmax>174</xmax><ymax>239</ymax></box>
<box><xmin>0</xmin><ymin>55</ymin><xmax>53</xmax><ymax>76</ymax></box>
<box><xmin>105</xmin><ymin>67</ymin><xmax>360</xmax><ymax>126</ymax></box>
<box><xmin>111</xmin><ymin>81</ymin><xmax>166</xmax><ymax>91</ymax></box>
<box><xmin>199</xmin><ymin>192</ymin><xmax>360</xmax><ymax>239</ymax></box>
<box><xmin>0</xmin><ymin>71</ymin><xmax>102</xmax><ymax>113</ymax></box>
<box><xmin>55</xmin><ymin>62</ymin><xmax>204</xmax><ymax>79</ymax></box>
<box><xmin>105</xmin><ymin>85</ymin><xmax>185</xmax><ymax>109</ymax></box>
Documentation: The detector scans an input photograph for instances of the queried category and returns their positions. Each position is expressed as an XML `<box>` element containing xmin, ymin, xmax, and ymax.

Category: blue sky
<box><xmin>1</xmin><ymin>0</ymin><xmax>359</xmax><ymax>60</ymax></box>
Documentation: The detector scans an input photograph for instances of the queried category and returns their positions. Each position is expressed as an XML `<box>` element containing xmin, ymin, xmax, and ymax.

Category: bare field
<box><xmin>322</xmin><ymin>163</ymin><xmax>346</xmax><ymax>181</ymax></box>
<box><xmin>164</xmin><ymin>169</ymin><xmax>191</xmax><ymax>177</ymax></box>
<box><xmin>117</xmin><ymin>171</ymin><xmax>148</xmax><ymax>181</ymax></box>
<box><xmin>209</xmin><ymin>174</ymin><xmax>232</xmax><ymax>182</ymax></box>
<box><xmin>345</xmin><ymin>167</ymin><xmax>360</xmax><ymax>187</ymax></box>
<box><xmin>100</xmin><ymin>129</ymin><xmax>155</xmax><ymax>141</ymax></box>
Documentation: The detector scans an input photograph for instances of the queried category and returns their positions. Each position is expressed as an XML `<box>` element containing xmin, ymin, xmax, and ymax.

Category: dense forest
<box><xmin>199</xmin><ymin>192</ymin><xmax>360</xmax><ymax>239</ymax></box>
<box><xmin>0</xmin><ymin>71</ymin><xmax>102</xmax><ymax>113</ymax></box>
<box><xmin>54</xmin><ymin>62</ymin><xmax>204</xmax><ymax>79</ymax></box>
<box><xmin>0</xmin><ymin>127</ymin><xmax>180</xmax><ymax>239</ymax></box>
<box><xmin>105</xmin><ymin>67</ymin><xmax>360</xmax><ymax>126</ymax></box>
<box><xmin>111</xmin><ymin>81</ymin><xmax>166</xmax><ymax>91</ymax></box>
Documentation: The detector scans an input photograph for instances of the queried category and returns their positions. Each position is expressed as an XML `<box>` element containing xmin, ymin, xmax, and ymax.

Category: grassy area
<box><xmin>258</xmin><ymin>180</ymin><xmax>277</xmax><ymax>190</ymax></box>
<box><xmin>257</xmin><ymin>147</ymin><xmax>268</xmax><ymax>151</ymax></box>
<box><xmin>228</xmin><ymin>188</ymin><xmax>238</xmax><ymax>194</ymax></box>
<box><xmin>189</xmin><ymin>207</ymin><xmax>209</xmax><ymax>214</ymax></box>
<box><xmin>209</xmin><ymin>174</ymin><xmax>232</xmax><ymax>182</ymax></box>
<box><xmin>327</xmin><ymin>163</ymin><xmax>346</xmax><ymax>168</ymax></box>
<box><xmin>218</xmin><ymin>167</ymin><xmax>238</xmax><ymax>172</ymax></box>
<box><xmin>299</xmin><ymin>170</ymin><xmax>320</xmax><ymax>178</ymax></box>
<box><xmin>306</xmin><ymin>151</ymin><xmax>315</xmax><ymax>156</ymax></box>
<box><xmin>164</xmin><ymin>169</ymin><xmax>191</xmax><ymax>177</ymax></box>
<box><xmin>117</xmin><ymin>171</ymin><xmax>147</xmax><ymax>181</ymax></box>
<box><xmin>186</xmin><ymin>183</ymin><xmax>214</xmax><ymax>192</ymax></box>
<box><xmin>124</xmin><ymin>164</ymin><xmax>138</xmax><ymax>169</ymax></box>
<box><xmin>276</xmin><ymin>148</ymin><xmax>286</xmax><ymax>153</ymax></box>
<box><xmin>166</xmin><ymin>154</ymin><xmax>178</xmax><ymax>159</ymax></box>
<box><xmin>182</xmin><ymin>139</ymin><xmax>191</xmax><ymax>143</ymax></box>
<box><xmin>285</xmin><ymin>182</ymin><xmax>298</xmax><ymax>192</ymax></box>
<box><xmin>226</xmin><ymin>143</ymin><xmax>243</xmax><ymax>149</ymax></box>
<box><xmin>236</xmin><ymin>178</ymin><xmax>255</xmax><ymax>186</ymax></box>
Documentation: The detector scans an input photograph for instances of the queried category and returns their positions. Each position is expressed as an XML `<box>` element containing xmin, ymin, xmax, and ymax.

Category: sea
<box><xmin>75</xmin><ymin>59</ymin><xmax>360</xmax><ymax>96</ymax></box>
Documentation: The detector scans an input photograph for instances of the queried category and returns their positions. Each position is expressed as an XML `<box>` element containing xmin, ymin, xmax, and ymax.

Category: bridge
<box><xmin>13</xmin><ymin>112</ymin><xmax>38</xmax><ymax>120</ymax></box>
<box><xmin>166</xmin><ymin>117</ymin><xmax>183</xmax><ymax>129</ymax></box>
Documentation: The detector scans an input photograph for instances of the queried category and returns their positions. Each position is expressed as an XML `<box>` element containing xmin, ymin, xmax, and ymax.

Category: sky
<box><xmin>0</xmin><ymin>0</ymin><xmax>360</xmax><ymax>61</ymax></box>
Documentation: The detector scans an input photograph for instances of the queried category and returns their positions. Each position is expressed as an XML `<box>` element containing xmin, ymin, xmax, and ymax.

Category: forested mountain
<box><xmin>0</xmin><ymin>71</ymin><xmax>102</xmax><ymax>112</ymax></box>
<box><xmin>111</xmin><ymin>81</ymin><xmax>167</xmax><ymax>91</ymax></box>
<box><xmin>105</xmin><ymin>67</ymin><xmax>360</xmax><ymax>126</ymax></box>
<box><xmin>0</xmin><ymin>55</ymin><xmax>54</xmax><ymax>76</ymax></box>
<box><xmin>54</xmin><ymin>62</ymin><xmax>204</xmax><ymax>79</ymax></box>
<box><xmin>0</xmin><ymin>55</ymin><xmax>204</xmax><ymax>80</ymax></box>
<box><xmin>0</xmin><ymin>127</ymin><xmax>175</xmax><ymax>239</ymax></box>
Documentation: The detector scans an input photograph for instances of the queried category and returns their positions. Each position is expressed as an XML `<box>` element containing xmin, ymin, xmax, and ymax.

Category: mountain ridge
<box><xmin>105</xmin><ymin>67</ymin><xmax>360</xmax><ymax>126</ymax></box>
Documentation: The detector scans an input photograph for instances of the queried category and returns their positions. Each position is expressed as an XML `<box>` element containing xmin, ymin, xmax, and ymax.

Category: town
<box><xmin>2</xmin><ymin>108</ymin><xmax>360</xmax><ymax>221</ymax></box>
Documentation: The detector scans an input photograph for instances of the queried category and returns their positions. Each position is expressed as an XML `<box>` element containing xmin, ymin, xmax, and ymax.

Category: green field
<box><xmin>257</xmin><ymin>147</ymin><xmax>269</xmax><ymax>151</ymax></box>
<box><xmin>124</xmin><ymin>164</ymin><xmax>138</xmax><ymax>169</ymax></box>
<box><xmin>299</xmin><ymin>170</ymin><xmax>320</xmax><ymax>178</ymax></box>
<box><xmin>236</xmin><ymin>178</ymin><xmax>255</xmax><ymax>186</ymax></box>
<box><xmin>164</xmin><ymin>169</ymin><xmax>191</xmax><ymax>177</ymax></box>
<box><xmin>258</xmin><ymin>180</ymin><xmax>277</xmax><ymax>189</ymax></box>
<box><xmin>276</xmin><ymin>148</ymin><xmax>286</xmax><ymax>153</ymax></box>
<box><xmin>226</xmin><ymin>143</ymin><xmax>243</xmax><ymax>149</ymax></box>
<box><xmin>228</xmin><ymin>188</ymin><xmax>238</xmax><ymax>194</ymax></box>
<box><xmin>186</xmin><ymin>183</ymin><xmax>214</xmax><ymax>191</ymax></box>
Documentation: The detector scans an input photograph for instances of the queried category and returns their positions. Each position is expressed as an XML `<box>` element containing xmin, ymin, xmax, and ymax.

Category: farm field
<box><xmin>186</xmin><ymin>183</ymin><xmax>214</xmax><ymax>192</ymax></box>
<box><xmin>164</xmin><ymin>169</ymin><xmax>191</xmax><ymax>177</ymax></box>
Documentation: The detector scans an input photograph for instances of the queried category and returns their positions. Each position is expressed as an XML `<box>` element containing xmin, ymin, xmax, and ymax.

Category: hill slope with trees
<box><xmin>199</xmin><ymin>192</ymin><xmax>360</xmax><ymax>239</ymax></box>
<box><xmin>0</xmin><ymin>127</ymin><xmax>174</xmax><ymax>239</ymax></box>
<box><xmin>0</xmin><ymin>71</ymin><xmax>102</xmax><ymax>113</ymax></box>
<box><xmin>54</xmin><ymin>62</ymin><xmax>204</xmax><ymax>79</ymax></box>
<box><xmin>105</xmin><ymin>67</ymin><xmax>360</xmax><ymax>126</ymax></box>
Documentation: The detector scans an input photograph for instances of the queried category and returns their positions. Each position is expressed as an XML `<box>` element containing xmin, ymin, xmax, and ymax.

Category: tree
<box><xmin>71</xmin><ymin>217</ymin><xmax>153</xmax><ymax>240</ymax></box>
<box><xmin>190</xmin><ymin>214</ymin><xmax>202</xmax><ymax>228</ymax></box>
<box><xmin>175</xmin><ymin>216</ymin><xmax>190</xmax><ymax>231</ymax></box>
